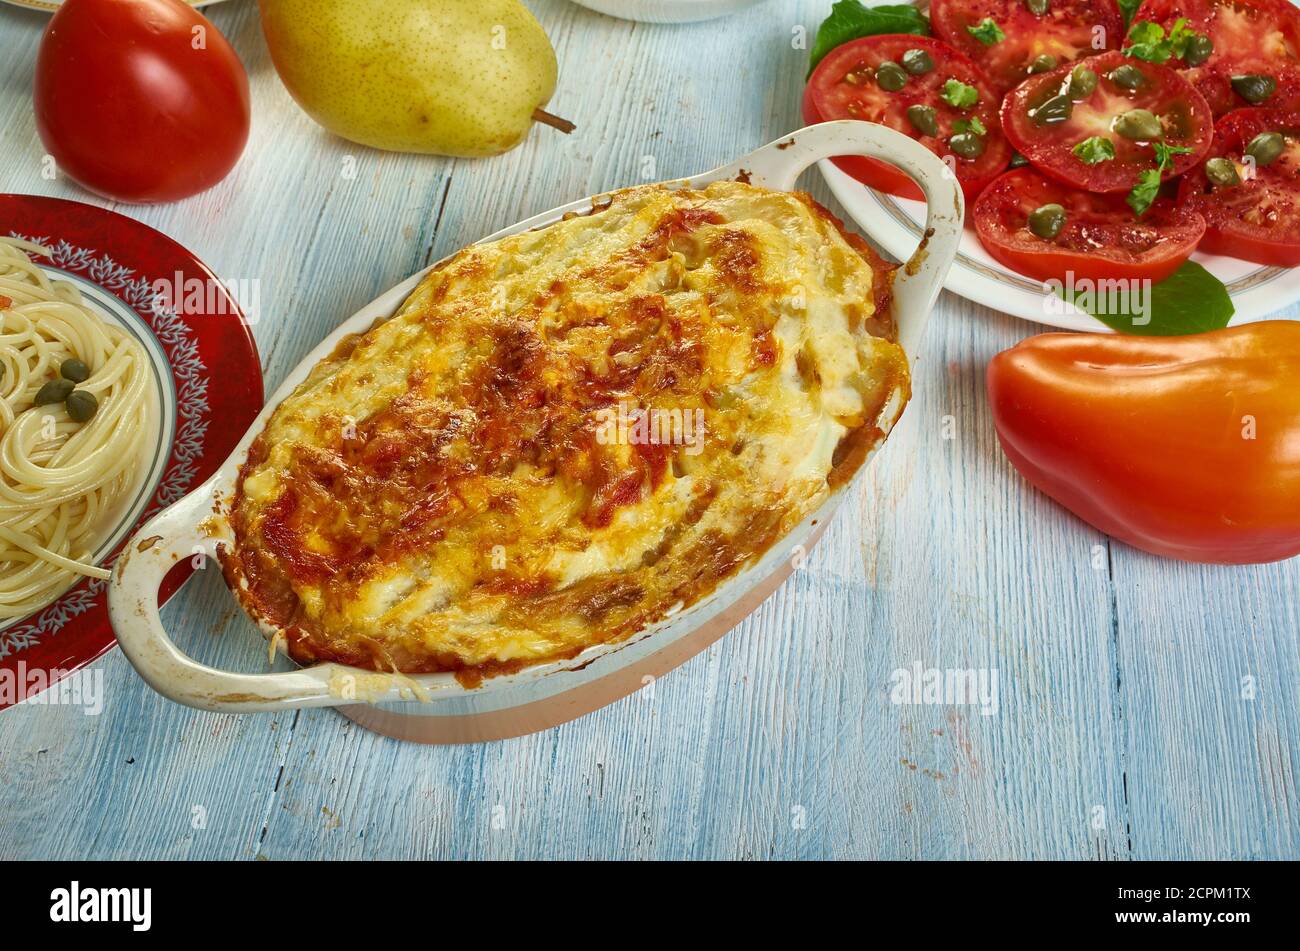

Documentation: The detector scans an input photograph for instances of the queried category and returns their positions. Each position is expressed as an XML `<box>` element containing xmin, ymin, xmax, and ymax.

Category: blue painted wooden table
<box><xmin>1</xmin><ymin>0</ymin><xmax>1296</xmax><ymax>861</ymax></box>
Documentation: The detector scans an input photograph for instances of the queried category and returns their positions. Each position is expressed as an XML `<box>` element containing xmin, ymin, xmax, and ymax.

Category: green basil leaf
<box><xmin>808</xmin><ymin>0</ymin><xmax>931</xmax><ymax>76</ymax></box>
<box><xmin>1117</xmin><ymin>0</ymin><xmax>1143</xmax><ymax>28</ymax></box>
<box><xmin>952</xmin><ymin>116</ymin><xmax>987</xmax><ymax>136</ymax></box>
<box><xmin>941</xmin><ymin>78</ymin><xmax>980</xmax><ymax>109</ymax></box>
<box><xmin>1059</xmin><ymin>261</ymin><xmax>1235</xmax><ymax>336</ymax></box>
<box><xmin>1072</xmin><ymin>136</ymin><xmax>1116</xmax><ymax>164</ymax></box>
<box><xmin>966</xmin><ymin>17</ymin><xmax>1005</xmax><ymax>46</ymax></box>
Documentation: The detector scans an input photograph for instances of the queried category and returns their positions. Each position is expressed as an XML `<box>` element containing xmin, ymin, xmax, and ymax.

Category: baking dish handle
<box><xmin>713</xmin><ymin>120</ymin><xmax>964</xmax><ymax>358</ymax></box>
<box><xmin>109</xmin><ymin>484</ymin><xmax>356</xmax><ymax>713</ymax></box>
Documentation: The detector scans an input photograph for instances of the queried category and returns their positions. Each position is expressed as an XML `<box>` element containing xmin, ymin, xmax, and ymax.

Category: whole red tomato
<box><xmin>34</xmin><ymin>0</ymin><xmax>250</xmax><ymax>203</ymax></box>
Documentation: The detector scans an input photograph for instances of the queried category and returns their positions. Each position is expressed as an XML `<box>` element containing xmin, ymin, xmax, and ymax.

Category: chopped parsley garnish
<box><xmin>952</xmin><ymin>116</ymin><xmax>987</xmax><ymax>136</ymax></box>
<box><xmin>966</xmin><ymin>18</ymin><xmax>1005</xmax><ymax>46</ymax></box>
<box><xmin>1127</xmin><ymin>142</ymin><xmax>1194</xmax><ymax>217</ymax></box>
<box><xmin>1152</xmin><ymin>142</ymin><xmax>1194</xmax><ymax>165</ymax></box>
<box><xmin>1124</xmin><ymin>17</ymin><xmax>1201</xmax><ymax>64</ymax></box>
<box><xmin>941</xmin><ymin>78</ymin><xmax>980</xmax><ymax>109</ymax></box>
<box><xmin>1127</xmin><ymin>168</ymin><xmax>1163</xmax><ymax>217</ymax></box>
<box><xmin>1072</xmin><ymin>137</ymin><xmax>1116</xmax><ymax>164</ymax></box>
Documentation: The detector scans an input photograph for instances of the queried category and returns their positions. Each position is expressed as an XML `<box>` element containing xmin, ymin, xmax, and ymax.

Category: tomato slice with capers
<box><xmin>804</xmin><ymin>34</ymin><xmax>1012</xmax><ymax>200</ymax></box>
<box><xmin>975</xmin><ymin>167</ymin><xmax>1206</xmax><ymax>283</ymax></box>
<box><xmin>1001</xmin><ymin>49</ymin><xmax>1214</xmax><ymax>193</ymax></box>
<box><xmin>1133</xmin><ymin>0</ymin><xmax>1300</xmax><ymax>115</ymax></box>
<box><xmin>931</xmin><ymin>0</ymin><xmax>1124</xmax><ymax>97</ymax></box>
<box><xmin>1177</xmin><ymin>108</ymin><xmax>1300</xmax><ymax>265</ymax></box>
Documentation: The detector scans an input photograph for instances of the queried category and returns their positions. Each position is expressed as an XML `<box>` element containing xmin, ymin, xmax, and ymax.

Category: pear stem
<box><xmin>532</xmin><ymin>108</ymin><xmax>576</xmax><ymax>134</ymax></box>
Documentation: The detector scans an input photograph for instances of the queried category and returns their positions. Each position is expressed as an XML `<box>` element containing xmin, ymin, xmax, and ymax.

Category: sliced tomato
<box><xmin>1134</xmin><ymin>0</ymin><xmax>1300</xmax><ymax>115</ymax></box>
<box><xmin>975</xmin><ymin>167</ymin><xmax>1205</xmax><ymax>283</ymax></box>
<box><xmin>804</xmin><ymin>34</ymin><xmax>1012</xmax><ymax>200</ymax></box>
<box><xmin>932</xmin><ymin>0</ymin><xmax>1123</xmax><ymax>96</ymax></box>
<box><xmin>1177</xmin><ymin>108</ymin><xmax>1300</xmax><ymax>265</ymax></box>
<box><xmin>1001</xmin><ymin>49</ymin><xmax>1213</xmax><ymax>193</ymax></box>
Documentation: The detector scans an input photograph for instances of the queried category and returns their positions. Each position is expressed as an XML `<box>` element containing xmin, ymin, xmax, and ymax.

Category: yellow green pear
<box><xmin>257</xmin><ymin>0</ymin><xmax>561</xmax><ymax>157</ymax></box>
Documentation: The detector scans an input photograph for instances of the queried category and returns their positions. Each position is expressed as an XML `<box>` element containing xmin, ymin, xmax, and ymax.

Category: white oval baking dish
<box><xmin>108</xmin><ymin>121</ymin><xmax>964</xmax><ymax>742</ymax></box>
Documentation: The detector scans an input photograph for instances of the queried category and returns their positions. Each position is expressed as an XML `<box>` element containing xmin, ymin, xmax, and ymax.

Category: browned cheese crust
<box><xmin>221</xmin><ymin>181</ymin><xmax>908</xmax><ymax>682</ymax></box>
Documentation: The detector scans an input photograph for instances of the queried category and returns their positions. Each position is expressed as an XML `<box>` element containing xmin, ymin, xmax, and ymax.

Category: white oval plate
<box><xmin>811</xmin><ymin>0</ymin><xmax>1299</xmax><ymax>330</ymax></box>
<box><xmin>818</xmin><ymin>160</ymin><xmax>1298</xmax><ymax>331</ymax></box>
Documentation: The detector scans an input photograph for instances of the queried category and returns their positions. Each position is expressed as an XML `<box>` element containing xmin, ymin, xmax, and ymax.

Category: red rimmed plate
<box><xmin>0</xmin><ymin>194</ymin><xmax>262</xmax><ymax>710</ymax></box>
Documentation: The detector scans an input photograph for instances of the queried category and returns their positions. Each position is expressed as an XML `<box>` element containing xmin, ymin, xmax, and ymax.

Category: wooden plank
<box><xmin>1110</xmin><ymin>552</ymin><xmax>1300</xmax><ymax>859</ymax></box>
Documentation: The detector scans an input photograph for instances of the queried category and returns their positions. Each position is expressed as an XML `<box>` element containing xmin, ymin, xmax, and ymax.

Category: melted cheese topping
<box><xmin>223</xmin><ymin>181</ymin><xmax>909</xmax><ymax>680</ymax></box>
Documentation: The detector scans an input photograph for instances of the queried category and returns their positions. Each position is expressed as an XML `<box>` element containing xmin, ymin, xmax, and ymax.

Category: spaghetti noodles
<box><xmin>0</xmin><ymin>237</ymin><xmax>157</xmax><ymax>620</ymax></box>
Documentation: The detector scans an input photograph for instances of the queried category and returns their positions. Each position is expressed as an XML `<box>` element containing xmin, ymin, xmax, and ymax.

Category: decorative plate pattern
<box><xmin>0</xmin><ymin>195</ymin><xmax>262</xmax><ymax>709</ymax></box>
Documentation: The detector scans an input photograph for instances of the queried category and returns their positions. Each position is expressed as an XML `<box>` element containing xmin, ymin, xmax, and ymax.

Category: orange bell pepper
<box><xmin>986</xmin><ymin>321</ymin><xmax>1300</xmax><ymax>564</ymax></box>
